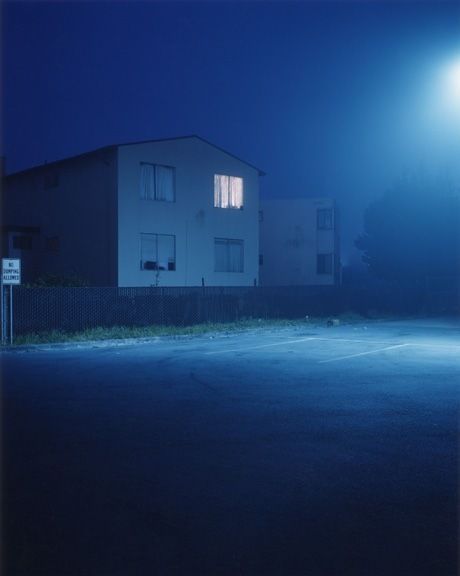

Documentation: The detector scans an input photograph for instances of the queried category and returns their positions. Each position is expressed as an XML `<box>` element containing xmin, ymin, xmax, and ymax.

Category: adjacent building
<box><xmin>259</xmin><ymin>198</ymin><xmax>340</xmax><ymax>286</ymax></box>
<box><xmin>1</xmin><ymin>136</ymin><xmax>263</xmax><ymax>287</ymax></box>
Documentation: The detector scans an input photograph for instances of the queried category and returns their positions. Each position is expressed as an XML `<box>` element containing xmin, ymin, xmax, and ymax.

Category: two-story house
<box><xmin>1</xmin><ymin>136</ymin><xmax>263</xmax><ymax>287</ymax></box>
<box><xmin>259</xmin><ymin>197</ymin><xmax>341</xmax><ymax>286</ymax></box>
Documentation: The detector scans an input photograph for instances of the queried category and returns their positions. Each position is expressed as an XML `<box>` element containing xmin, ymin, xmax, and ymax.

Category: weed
<box><xmin>10</xmin><ymin>314</ymin><xmax>368</xmax><ymax>346</ymax></box>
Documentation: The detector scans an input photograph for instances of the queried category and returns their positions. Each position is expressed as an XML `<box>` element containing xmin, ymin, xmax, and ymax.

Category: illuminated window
<box><xmin>140</xmin><ymin>163</ymin><xmax>175</xmax><ymax>201</ymax></box>
<box><xmin>317</xmin><ymin>253</ymin><xmax>333</xmax><ymax>275</ymax></box>
<box><xmin>214</xmin><ymin>175</ymin><xmax>243</xmax><ymax>209</ymax></box>
<box><xmin>317</xmin><ymin>208</ymin><xmax>333</xmax><ymax>230</ymax></box>
<box><xmin>140</xmin><ymin>233</ymin><xmax>176</xmax><ymax>271</ymax></box>
<box><xmin>214</xmin><ymin>238</ymin><xmax>244</xmax><ymax>272</ymax></box>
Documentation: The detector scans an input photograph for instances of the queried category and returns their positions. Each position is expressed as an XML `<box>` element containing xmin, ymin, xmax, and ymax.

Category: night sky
<box><xmin>2</xmin><ymin>0</ymin><xmax>460</xmax><ymax>261</ymax></box>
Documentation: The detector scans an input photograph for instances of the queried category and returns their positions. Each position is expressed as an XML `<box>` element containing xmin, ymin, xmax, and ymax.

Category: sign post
<box><xmin>1</xmin><ymin>275</ymin><xmax>4</xmax><ymax>344</ymax></box>
<box><xmin>2</xmin><ymin>259</ymin><xmax>21</xmax><ymax>345</ymax></box>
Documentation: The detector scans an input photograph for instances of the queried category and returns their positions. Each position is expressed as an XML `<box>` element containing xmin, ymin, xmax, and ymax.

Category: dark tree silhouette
<box><xmin>355</xmin><ymin>175</ymin><xmax>460</xmax><ymax>309</ymax></box>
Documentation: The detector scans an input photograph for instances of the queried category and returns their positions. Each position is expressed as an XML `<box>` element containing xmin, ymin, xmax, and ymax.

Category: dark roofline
<box><xmin>119</xmin><ymin>135</ymin><xmax>266</xmax><ymax>175</ymax></box>
<box><xmin>4</xmin><ymin>135</ymin><xmax>265</xmax><ymax>178</ymax></box>
<box><xmin>3</xmin><ymin>145</ymin><xmax>117</xmax><ymax>179</ymax></box>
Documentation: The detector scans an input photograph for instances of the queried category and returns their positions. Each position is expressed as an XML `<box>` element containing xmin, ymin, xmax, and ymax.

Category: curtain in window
<box><xmin>214</xmin><ymin>175</ymin><xmax>229</xmax><ymax>208</ymax></box>
<box><xmin>228</xmin><ymin>240</ymin><xmax>243</xmax><ymax>272</ymax></box>
<box><xmin>157</xmin><ymin>234</ymin><xmax>175</xmax><ymax>270</ymax></box>
<box><xmin>141</xmin><ymin>233</ymin><xmax>157</xmax><ymax>269</ymax></box>
<box><xmin>214</xmin><ymin>175</ymin><xmax>243</xmax><ymax>208</ymax></box>
<box><xmin>214</xmin><ymin>239</ymin><xmax>227</xmax><ymax>271</ymax></box>
<box><xmin>140</xmin><ymin>164</ymin><xmax>155</xmax><ymax>200</ymax></box>
<box><xmin>229</xmin><ymin>177</ymin><xmax>243</xmax><ymax>208</ymax></box>
<box><xmin>156</xmin><ymin>166</ymin><xmax>174</xmax><ymax>201</ymax></box>
<box><xmin>214</xmin><ymin>239</ymin><xmax>243</xmax><ymax>272</ymax></box>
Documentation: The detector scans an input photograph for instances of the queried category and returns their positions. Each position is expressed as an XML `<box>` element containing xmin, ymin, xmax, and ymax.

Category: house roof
<box><xmin>4</xmin><ymin>135</ymin><xmax>266</xmax><ymax>178</ymax></box>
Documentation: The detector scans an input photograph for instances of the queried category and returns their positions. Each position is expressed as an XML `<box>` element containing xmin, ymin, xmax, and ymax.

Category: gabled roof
<box><xmin>4</xmin><ymin>135</ymin><xmax>265</xmax><ymax>178</ymax></box>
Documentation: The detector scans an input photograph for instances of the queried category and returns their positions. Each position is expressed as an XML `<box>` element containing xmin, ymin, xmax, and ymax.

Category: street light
<box><xmin>438</xmin><ymin>55</ymin><xmax>460</xmax><ymax>118</ymax></box>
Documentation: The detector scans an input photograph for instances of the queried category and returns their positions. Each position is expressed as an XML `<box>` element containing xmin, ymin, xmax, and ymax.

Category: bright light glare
<box><xmin>444</xmin><ymin>59</ymin><xmax>460</xmax><ymax>97</ymax></box>
<box><xmin>439</xmin><ymin>56</ymin><xmax>460</xmax><ymax>116</ymax></box>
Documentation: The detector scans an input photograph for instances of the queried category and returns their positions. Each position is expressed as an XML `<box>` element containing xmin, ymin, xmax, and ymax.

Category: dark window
<box><xmin>140</xmin><ymin>233</ymin><xmax>176</xmax><ymax>271</ymax></box>
<box><xmin>45</xmin><ymin>236</ymin><xmax>60</xmax><ymax>252</ymax></box>
<box><xmin>317</xmin><ymin>253</ymin><xmax>333</xmax><ymax>275</ymax></box>
<box><xmin>259</xmin><ymin>254</ymin><xmax>264</xmax><ymax>266</ymax></box>
<box><xmin>12</xmin><ymin>235</ymin><xmax>32</xmax><ymax>250</ymax></box>
<box><xmin>317</xmin><ymin>208</ymin><xmax>333</xmax><ymax>230</ymax></box>
<box><xmin>140</xmin><ymin>163</ymin><xmax>175</xmax><ymax>202</ymax></box>
<box><xmin>259</xmin><ymin>210</ymin><xmax>264</xmax><ymax>222</ymax></box>
<box><xmin>214</xmin><ymin>238</ymin><xmax>244</xmax><ymax>272</ymax></box>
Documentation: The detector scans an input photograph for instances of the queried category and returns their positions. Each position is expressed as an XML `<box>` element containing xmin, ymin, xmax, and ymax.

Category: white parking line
<box><xmin>318</xmin><ymin>343</ymin><xmax>411</xmax><ymax>364</ymax></box>
<box><xmin>314</xmin><ymin>337</ymin><xmax>398</xmax><ymax>345</ymax></box>
<box><xmin>204</xmin><ymin>337</ymin><xmax>318</xmax><ymax>355</ymax></box>
<box><xmin>204</xmin><ymin>335</ymin><xmax>460</xmax><ymax>361</ymax></box>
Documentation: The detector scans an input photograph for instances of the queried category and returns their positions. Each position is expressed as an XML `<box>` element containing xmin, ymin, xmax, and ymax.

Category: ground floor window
<box><xmin>317</xmin><ymin>253</ymin><xmax>333</xmax><ymax>275</ymax></box>
<box><xmin>214</xmin><ymin>238</ymin><xmax>244</xmax><ymax>272</ymax></box>
<box><xmin>45</xmin><ymin>236</ymin><xmax>60</xmax><ymax>252</ymax></box>
<box><xmin>140</xmin><ymin>233</ymin><xmax>176</xmax><ymax>271</ymax></box>
<box><xmin>12</xmin><ymin>235</ymin><xmax>33</xmax><ymax>250</ymax></box>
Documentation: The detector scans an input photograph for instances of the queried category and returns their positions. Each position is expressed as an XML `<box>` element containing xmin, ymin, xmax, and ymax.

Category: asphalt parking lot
<box><xmin>1</xmin><ymin>317</ymin><xmax>459</xmax><ymax>576</ymax></box>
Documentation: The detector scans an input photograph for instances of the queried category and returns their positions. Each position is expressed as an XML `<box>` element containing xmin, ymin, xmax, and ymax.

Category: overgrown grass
<box><xmin>12</xmin><ymin>318</ymin><xmax>301</xmax><ymax>346</ymax></box>
<box><xmin>11</xmin><ymin>313</ymin><xmax>368</xmax><ymax>346</ymax></box>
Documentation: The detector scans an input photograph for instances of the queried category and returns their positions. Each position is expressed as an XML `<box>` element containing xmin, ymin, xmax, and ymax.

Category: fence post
<box><xmin>9</xmin><ymin>285</ymin><xmax>13</xmax><ymax>345</ymax></box>
<box><xmin>1</xmin><ymin>281</ymin><xmax>4</xmax><ymax>344</ymax></box>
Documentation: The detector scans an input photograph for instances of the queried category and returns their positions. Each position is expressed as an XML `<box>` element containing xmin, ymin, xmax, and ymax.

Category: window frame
<box><xmin>12</xmin><ymin>235</ymin><xmax>33</xmax><ymax>251</ymax></box>
<box><xmin>140</xmin><ymin>162</ymin><xmax>176</xmax><ymax>203</ymax></box>
<box><xmin>317</xmin><ymin>208</ymin><xmax>333</xmax><ymax>230</ymax></box>
<box><xmin>214</xmin><ymin>174</ymin><xmax>244</xmax><ymax>210</ymax></box>
<box><xmin>317</xmin><ymin>253</ymin><xmax>333</xmax><ymax>275</ymax></box>
<box><xmin>140</xmin><ymin>232</ymin><xmax>176</xmax><ymax>271</ymax></box>
<box><xmin>214</xmin><ymin>237</ymin><xmax>244</xmax><ymax>273</ymax></box>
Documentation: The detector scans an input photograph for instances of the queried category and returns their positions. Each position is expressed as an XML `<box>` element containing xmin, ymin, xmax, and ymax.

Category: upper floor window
<box><xmin>214</xmin><ymin>175</ymin><xmax>243</xmax><ymax>209</ymax></box>
<box><xmin>317</xmin><ymin>208</ymin><xmax>333</xmax><ymax>230</ymax></box>
<box><xmin>140</xmin><ymin>163</ymin><xmax>175</xmax><ymax>202</ymax></box>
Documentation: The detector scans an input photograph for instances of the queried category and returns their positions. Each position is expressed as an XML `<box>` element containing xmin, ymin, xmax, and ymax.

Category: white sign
<box><xmin>2</xmin><ymin>259</ymin><xmax>21</xmax><ymax>285</ymax></box>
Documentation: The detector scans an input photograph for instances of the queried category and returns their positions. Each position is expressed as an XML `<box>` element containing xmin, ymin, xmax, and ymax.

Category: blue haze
<box><xmin>2</xmin><ymin>1</ymin><xmax>459</xmax><ymax>261</ymax></box>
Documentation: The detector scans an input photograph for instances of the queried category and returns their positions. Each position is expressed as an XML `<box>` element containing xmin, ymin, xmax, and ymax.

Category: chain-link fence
<box><xmin>12</xmin><ymin>285</ymin><xmax>342</xmax><ymax>336</ymax></box>
<box><xmin>9</xmin><ymin>280</ymin><xmax>460</xmax><ymax>337</ymax></box>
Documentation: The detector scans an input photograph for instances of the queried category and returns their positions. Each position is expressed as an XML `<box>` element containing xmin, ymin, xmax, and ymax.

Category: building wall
<box><xmin>2</xmin><ymin>149</ymin><xmax>118</xmax><ymax>285</ymax></box>
<box><xmin>117</xmin><ymin>137</ymin><xmax>260</xmax><ymax>287</ymax></box>
<box><xmin>259</xmin><ymin>198</ymin><xmax>340</xmax><ymax>286</ymax></box>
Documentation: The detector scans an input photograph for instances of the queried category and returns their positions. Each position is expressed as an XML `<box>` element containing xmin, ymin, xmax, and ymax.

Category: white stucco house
<box><xmin>1</xmin><ymin>136</ymin><xmax>263</xmax><ymax>287</ymax></box>
<box><xmin>259</xmin><ymin>197</ymin><xmax>341</xmax><ymax>286</ymax></box>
